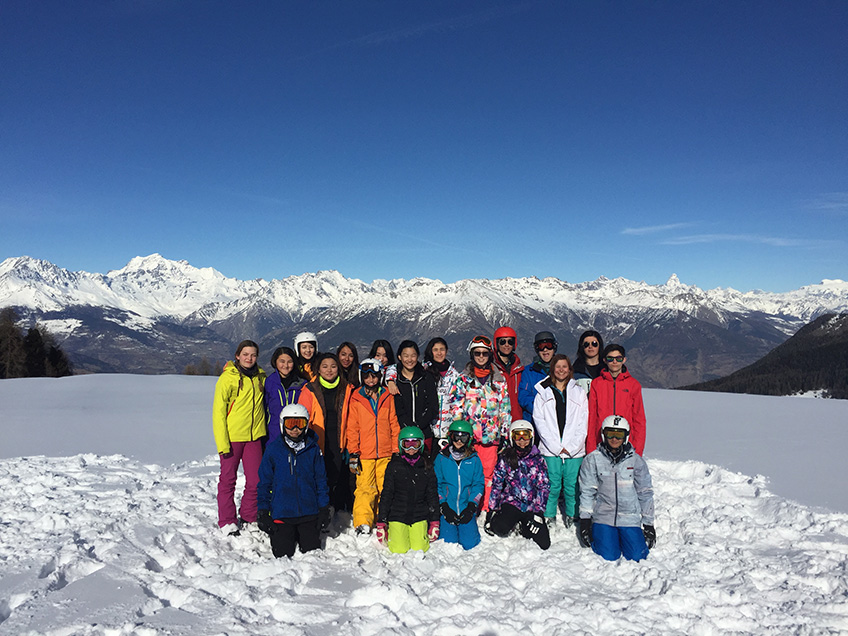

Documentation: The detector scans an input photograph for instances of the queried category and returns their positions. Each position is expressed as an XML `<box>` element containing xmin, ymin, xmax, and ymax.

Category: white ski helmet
<box><xmin>601</xmin><ymin>414</ymin><xmax>630</xmax><ymax>438</ymax></box>
<box><xmin>358</xmin><ymin>358</ymin><xmax>384</xmax><ymax>384</ymax></box>
<box><xmin>467</xmin><ymin>335</ymin><xmax>493</xmax><ymax>354</ymax></box>
<box><xmin>294</xmin><ymin>332</ymin><xmax>317</xmax><ymax>355</ymax></box>
<box><xmin>508</xmin><ymin>419</ymin><xmax>535</xmax><ymax>446</ymax></box>
<box><xmin>279</xmin><ymin>403</ymin><xmax>310</xmax><ymax>435</ymax></box>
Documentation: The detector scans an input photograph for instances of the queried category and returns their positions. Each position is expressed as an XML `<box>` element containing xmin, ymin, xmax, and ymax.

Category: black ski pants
<box><xmin>268</xmin><ymin>516</ymin><xmax>322</xmax><ymax>558</ymax></box>
<box><xmin>489</xmin><ymin>503</ymin><xmax>551</xmax><ymax>550</ymax></box>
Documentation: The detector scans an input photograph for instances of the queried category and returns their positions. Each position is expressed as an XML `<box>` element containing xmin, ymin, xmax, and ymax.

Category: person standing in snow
<box><xmin>392</xmin><ymin>340</ymin><xmax>439</xmax><ymax>455</ymax></box>
<box><xmin>257</xmin><ymin>404</ymin><xmax>330</xmax><ymax>558</ymax></box>
<box><xmin>422</xmin><ymin>337</ymin><xmax>461</xmax><ymax>445</ymax></box>
<box><xmin>532</xmin><ymin>354</ymin><xmax>589</xmax><ymax>528</ymax></box>
<box><xmin>447</xmin><ymin>335</ymin><xmax>511</xmax><ymax>511</ymax></box>
<box><xmin>434</xmin><ymin>419</ymin><xmax>485</xmax><ymax>550</ymax></box>
<box><xmin>572</xmin><ymin>330</ymin><xmax>605</xmax><ymax>394</ymax></box>
<box><xmin>212</xmin><ymin>340</ymin><xmax>267</xmax><ymax>536</ymax></box>
<box><xmin>485</xmin><ymin>420</ymin><xmax>551</xmax><ymax>550</ymax></box>
<box><xmin>586</xmin><ymin>344</ymin><xmax>647</xmax><ymax>456</ymax></box>
<box><xmin>294</xmin><ymin>331</ymin><xmax>320</xmax><ymax>381</ymax></box>
<box><xmin>346</xmin><ymin>358</ymin><xmax>400</xmax><ymax>535</ymax></box>
<box><xmin>492</xmin><ymin>326</ymin><xmax>524</xmax><ymax>425</ymax></box>
<box><xmin>578</xmin><ymin>415</ymin><xmax>655</xmax><ymax>561</ymax></box>
<box><xmin>263</xmin><ymin>346</ymin><xmax>307</xmax><ymax>447</ymax></box>
<box><xmin>375</xmin><ymin>427</ymin><xmax>440</xmax><ymax>553</ymax></box>
<box><xmin>517</xmin><ymin>331</ymin><xmax>559</xmax><ymax>423</ymax></box>
<box><xmin>298</xmin><ymin>353</ymin><xmax>355</xmax><ymax>515</ymax></box>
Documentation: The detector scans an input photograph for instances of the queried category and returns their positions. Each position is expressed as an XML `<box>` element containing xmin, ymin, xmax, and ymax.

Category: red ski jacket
<box><xmin>587</xmin><ymin>367</ymin><xmax>646</xmax><ymax>455</ymax></box>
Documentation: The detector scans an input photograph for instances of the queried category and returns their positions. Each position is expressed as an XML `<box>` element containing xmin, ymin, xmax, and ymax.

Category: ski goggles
<box><xmin>360</xmin><ymin>362</ymin><xmax>383</xmax><ymax>375</ymax></box>
<box><xmin>511</xmin><ymin>429</ymin><xmax>532</xmax><ymax>442</ymax></box>
<box><xmin>283</xmin><ymin>417</ymin><xmax>308</xmax><ymax>430</ymax></box>
<box><xmin>497</xmin><ymin>337</ymin><xmax>515</xmax><ymax>346</ymax></box>
<box><xmin>469</xmin><ymin>336</ymin><xmax>492</xmax><ymax>349</ymax></box>
<box><xmin>604</xmin><ymin>356</ymin><xmax>624</xmax><ymax>363</ymax></box>
<box><xmin>400</xmin><ymin>438</ymin><xmax>423</xmax><ymax>451</ymax></box>
<box><xmin>603</xmin><ymin>429</ymin><xmax>627</xmax><ymax>440</ymax></box>
<box><xmin>448</xmin><ymin>431</ymin><xmax>471</xmax><ymax>444</ymax></box>
<box><xmin>535</xmin><ymin>342</ymin><xmax>556</xmax><ymax>352</ymax></box>
<box><xmin>582</xmin><ymin>340</ymin><xmax>599</xmax><ymax>349</ymax></box>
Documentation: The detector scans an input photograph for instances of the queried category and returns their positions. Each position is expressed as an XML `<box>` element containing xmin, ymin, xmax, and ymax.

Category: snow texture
<box><xmin>1</xmin><ymin>375</ymin><xmax>847</xmax><ymax>635</ymax></box>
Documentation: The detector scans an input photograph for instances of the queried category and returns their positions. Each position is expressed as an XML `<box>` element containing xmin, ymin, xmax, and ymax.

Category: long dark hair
<box><xmin>396</xmin><ymin>339</ymin><xmax>425</xmax><ymax>377</ymax></box>
<box><xmin>309</xmin><ymin>352</ymin><xmax>349</xmax><ymax>414</ymax></box>
<box><xmin>336</xmin><ymin>342</ymin><xmax>360</xmax><ymax>386</ymax></box>
<box><xmin>424</xmin><ymin>337</ymin><xmax>449</xmax><ymax>364</ymax></box>
<box><xmin>575</xmin><ymin>330</ymin><xmax>604</xmax><ymax>362</ymax></box>
<box><xmin>369</xmin><ymin>339</ymin><xmax>396</xmax><ymax>365</ymax></box>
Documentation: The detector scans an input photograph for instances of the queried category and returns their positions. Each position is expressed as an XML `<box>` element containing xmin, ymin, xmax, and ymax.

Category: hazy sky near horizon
<box><xmin>2</xmin><ymin>1</ymin><xmax>846</xmax><ymax>292</ymax></box>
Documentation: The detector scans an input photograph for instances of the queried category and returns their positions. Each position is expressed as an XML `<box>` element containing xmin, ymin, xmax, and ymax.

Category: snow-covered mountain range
<box><xmin>2</xmin><ymin>254</ymin><xmax>847</xmax><ymax>386</ymax></box>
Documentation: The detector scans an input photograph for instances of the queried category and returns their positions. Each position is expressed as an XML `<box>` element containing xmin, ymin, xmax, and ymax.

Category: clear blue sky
<box><xmin>2</xmin><ymin>1</ymin><xmax>846</xmax><ymax>292</ymax></box>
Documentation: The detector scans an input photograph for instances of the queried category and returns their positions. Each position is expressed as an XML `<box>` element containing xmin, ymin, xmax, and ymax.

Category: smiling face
<box><xmin>399</xmin><ymin>347</ymin><xmax>418</xmax><ymax>372</ymax></box>
<box><xmin>275</xmin><ymin>353</ymin><xmax>294</xmax><ymax>377</ymax></box>
<box><xmin>373</xmin><ymin>347</ymin><xmax>389</xmax><ymax>366</ymax></box>
<box><xmin>236</xmin><ymin>347</ymin><xmax>258</xmax><ymax>369</ymax></box>
<box><xmin>537</xmin><ymin>343</ymin><xmax>555</xmax><ymax>363</ymax></box>
<box><xmin>299</xmin><ymin>342</ymin><xmax>316</xmax><ymax>360</ymax></box>
<box><xmin>497</xmin><ymin>337</ymin><xmax>515</xmax><ymax>357</ymax></box>
<box><xmin>553</xmin><ymin>359</ymin><xmax>571</xmax><ymax>383</ymax></box>
<box><xmin>318</xmin><ymin>358</ymin><xmax>338</xmax><ymax>382</ymax></box>
<box><xmin>430</xmin><ymin>341</ymin><xmax>447</xmax><ymax>364</ymax></box>
<box><xmin>581</xmin><ymin>336</ymin><xmax>600</xmax><ymax>361</ymax></box>
<box><xmin>362</xmin><ymin>372</ymin><xmax>380</xmax><ymax>389</ymax></box>
<box><xmin>338</xmin><ymin>345</ymin><xmax>355</xmax><ymax>370</ymax></box>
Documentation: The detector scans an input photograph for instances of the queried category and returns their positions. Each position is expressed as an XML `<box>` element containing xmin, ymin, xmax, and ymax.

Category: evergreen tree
<box><xmin>0</xmin><ymin>308</ymin><xmax>26</xmax><ymax>379</ymax></box>
<box><xmin>24</xmin><ymin>327</ymin><xmax>47</xmax><ymax>377</ymax></box>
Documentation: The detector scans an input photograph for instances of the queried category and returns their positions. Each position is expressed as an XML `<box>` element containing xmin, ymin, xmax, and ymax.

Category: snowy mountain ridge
<box><xmin>2</xmin><ymin>253</ymin><xmax>847</xmax><ymax>325</ymax></box>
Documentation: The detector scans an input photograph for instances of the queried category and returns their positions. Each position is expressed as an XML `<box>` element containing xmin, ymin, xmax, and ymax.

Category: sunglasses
<box><xmin>283</xmin><ymin>417</ymin><xmax>308</xmax><ymax>430</ymax></box>
<box><xmin>512</xmin><ymin>430</ymin><xmax>532</xmax><ymax>442</ymax></box>
<box><xmin>472</xmin><ymin>350</ymin><xmax>491</xmax><ymax>357</ymax></box>
<box><xmin>603</xmin><ymin>429</ymin><xmax>627</xmax><ymax>440</ymax></box>
<box><xmin>605</xmin><ymin>356</ymin><xmax>624</xmax><ymax>363</ymax></box>
<box><xmin>497</xmin><ymin>337</ymin><xmax>515</xmax><ymax>346</ymax></box>
<box><xmin>401</xmin><ymin>438</ymin><xmax>423</xmax><ymax>450</ymax></box>
<box><xmin>536</xmin><ymin>342</ymin><xmax>555</xmax><ymax>352</ymax></box>
<box><xmin>582</xmin><ymin>340</ymin><xmax>599</xmax><ymax>349</ymax></box>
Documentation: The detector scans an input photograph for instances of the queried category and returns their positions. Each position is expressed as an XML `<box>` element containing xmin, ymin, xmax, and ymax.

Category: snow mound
<box><xmin>1</xmin><ymin>454</ymin><xmax>846</xmax><ymax>635</ymax></box>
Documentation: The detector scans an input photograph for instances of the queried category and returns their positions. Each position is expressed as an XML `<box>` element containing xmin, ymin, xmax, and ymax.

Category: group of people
<box><xmin>212</xmin><ymin>328</ymin><xmax>655</xmax><ymax>562</ymax></box>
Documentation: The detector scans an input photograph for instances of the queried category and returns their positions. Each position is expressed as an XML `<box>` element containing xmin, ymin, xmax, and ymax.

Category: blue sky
<box><xmin>2</xmin><ymin>1</ymin><xmax>846</xmax><ymax>292</ymax></box>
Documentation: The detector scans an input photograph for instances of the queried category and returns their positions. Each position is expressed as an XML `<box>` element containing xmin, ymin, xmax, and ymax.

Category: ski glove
<box><xmin>526</xmin><ymin>514</ymin><xmax>545</xmax><ymax>536</ymax></box>
<box><xmin>440</xmin><ymin>502</ymin><xmax>459</xmax><ymax>525</ymax></box>
<box><xmin>257</xmin><ymin>510</ymin><xmax>273</xmax><ymax>535</ymax></box>
<box><xmin>428</xmin><ymin>521</ymin><xmax>440</xmax><ymax>542</ymax></box>
<box><xmin>578</xmin><ymin>518</ymin><xmax>593</xmax><ymax>548</ymax></box>
<box><xmin>375</xmin><ymin>522</ymin><xmax>388</xmax><ymax>545</ymax></box>
<box><xmin>643</xmin><ymin>524</ymin><xmax>656</xmax><ymax>549</ymax></box>
<box><xmin>348</xmin><ymin>453</ymin><xmax>362</xmax><ymax>475</ymax></box>
<box><xmin>457</xmin><ymin>502</ymin><xmax>478</xmax><ymax>525</ymax></box>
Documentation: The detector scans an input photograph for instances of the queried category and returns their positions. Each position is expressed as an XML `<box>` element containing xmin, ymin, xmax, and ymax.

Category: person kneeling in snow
<box><xmin>434</xmin><ymin>420</ymin><xmax>485</xmax><ymax>550</ymax></box>
<box><xmin>577</xmin><ymin>415</ymin><xmax>655</xmax><ymax>562</ymax></box>
<box><xmin>484</xmin><ymin>420</ymin><xmax>551</xmax><ymax>550</ymax></box>
<box><xmin>375</xmin><ymin>427</ymin><xmax>440</xmax><ymax>553</ymax></box>
<box><xmin>257</xmin><ymin>404</ymin><xmax>331</xmax><ymax>558</ymax></box>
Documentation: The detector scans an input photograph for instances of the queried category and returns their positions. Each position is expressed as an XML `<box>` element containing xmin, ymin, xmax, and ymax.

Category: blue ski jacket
<box><xmin>434</xmin><ymin>448</ymin><xmax>485</xmax><ymax>515</ymax></box>
<box><xmin>257</xmin><ymin>429</ymin><xmax>329</xmax><ymax>520</ymax></box>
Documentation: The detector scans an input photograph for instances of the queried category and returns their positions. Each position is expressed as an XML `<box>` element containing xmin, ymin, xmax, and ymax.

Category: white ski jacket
<box><xmin>532</xmin><ymin>377</ymin><xmax>589</xmax><ymax>458</ymax></box>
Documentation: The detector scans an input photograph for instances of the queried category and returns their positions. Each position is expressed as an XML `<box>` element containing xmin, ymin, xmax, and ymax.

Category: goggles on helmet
<box><xmin>400</xmin><ymin>438</ymin><xmax>423</xmax><ymax>451</ymax></box>
<box><xmin>469</xmin><ymin>335</ymin><xmax>492</xmax><ymax>349</ymax></box>
<box><xmin>283</xmin><ymin>417</ymin><xmax>308</xmax><ymax>431</ymax></box>
<box><xmin>603</xmin><ymin>429</ymin><xmax>627</xmax><ymax>440</ymax></box>
<box><xmin>360</xmin><ymin>361</ymin><xmax>383</xmax><ymax>375</ymax></box>
<box><xmin>511</xmin><ymin>429</ymin><xmax>532</xmax><ymax>442</ymax></box>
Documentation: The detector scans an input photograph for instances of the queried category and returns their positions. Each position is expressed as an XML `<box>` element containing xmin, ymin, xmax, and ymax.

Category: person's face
<box><xmin>515</xmin><ymin>435</ymin><xmax>531</xmax><ymax>449</ymax></box>
<box><xmin>399</xmin><ymin>348</ymin><xmax>418</xmax><ymax>371</ymax></box>
<box><xmin>581</xmin><ymin>337</ymin><xmax>600</xmax><ymax>359</ymax></box>
<box><xmin>236</xmin><ymin>347</ymin><xmax>258</xmax><ymax>369</ymax></box>
<box><xmin>363</xmin><ymin>372</ymin><xmax>380</xmax><ymax>388</ymax></box>
<box><xmin>338</xmin><ymin>346</ymin><xmax>355</xmax><ymax>369</ymax></box>
<box><xmin>471</xmin><ymin>348</ymin><xmax>491</xmax><ymax>365</ymax></box>
<box><xmin>604</xmin><ymin>430</ymin><xmax>626</xmax><ymax>450</ymax></box>
<box><xmin>318</xmin><ymin>358</ymin><xmax>338</xmax><ymax>382</ymax></box>
<box><xmin>374</xmin><ymin>347</ymin><xmax>388</xmax><ymax>365</ymax></box>
<box><xmin>537</xmin><ymin>342</ymin><xmax>555</xmax><ymax>363</ymax></box>
<box><xmin>553</xmin><ymin>359</ymin><xmax>571</xmax><ymax>382</ymax></box>
<box><xmin>497</xmin><ymin>337</ymin><xmax>515</xmax><ymax>356</ymax></box>
<box><xmin>430</xmin><ymin>342</ymin><xmax>447</xmax><ymax>363</ymax></box>
<box><xmin>604</xmin><ymin>351</ymin><xmax>626</xmax><ymax>374</ymax></box>
<box><xmin>299</xmin><ymin>342</ymin><xmax>316</xmax><ymax>360</ymax></box>
<box><xmin>275</xmin><ymin>353</ymin><xmax>294</xmax><ymax>377</ymax></box>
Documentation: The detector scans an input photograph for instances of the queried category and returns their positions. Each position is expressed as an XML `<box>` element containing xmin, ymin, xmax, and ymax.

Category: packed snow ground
<box><xmin>1</xmin><ymin>376</ymin><xmax>847</xmax><ymax>635</ymax></box>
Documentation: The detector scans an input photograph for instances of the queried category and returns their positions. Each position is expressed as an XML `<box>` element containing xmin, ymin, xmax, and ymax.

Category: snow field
<box><xmin>2</xmin><ymin>453</ymin><xmax>847</xmax><ymax>635</ymax></box>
